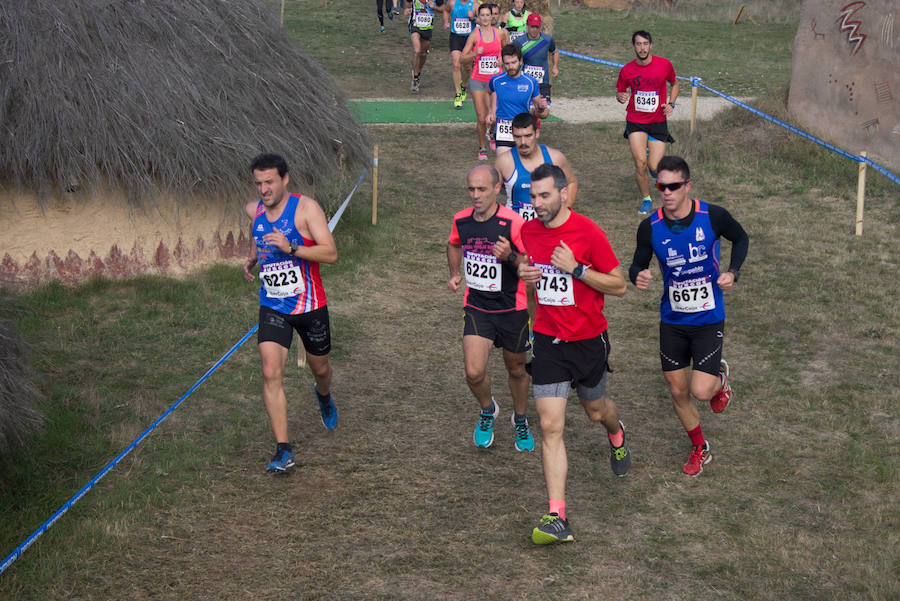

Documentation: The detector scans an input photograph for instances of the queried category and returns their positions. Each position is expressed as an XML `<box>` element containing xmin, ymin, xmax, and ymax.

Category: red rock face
<box><xmin>789</xmin><ymin>0</ymin><xmax>900</xmax><ymax>173</ymax></box>
<box><xmin>0</xmin><ymin>190</ymin><xmax>252</xmax><ymax>289</ymax></box>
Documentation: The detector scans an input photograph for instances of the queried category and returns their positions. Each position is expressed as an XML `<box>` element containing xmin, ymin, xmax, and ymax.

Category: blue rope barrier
<box><xmin>560</xmin><ymin>50</ymin><xmax>900</xmax><ymax>187</ymax></box>
<box><xmin>0</xmin><ymin>164</ymin><xmax>371</xmax><ymax>576</ymax></box>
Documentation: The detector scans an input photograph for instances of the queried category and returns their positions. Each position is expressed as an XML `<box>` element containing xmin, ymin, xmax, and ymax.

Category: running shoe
<box><xmin>489</xmin><ymin>136</ymin><xmax>497</xmax><ymax>151</ymax></box>
<box><xmin>609</xmin><ymin>420</ymin><xmax>630</xmax><ymax>477</ymax></box>
<box><xmin>709</xmin><ymin>359</ymin><xmax>733</xmax><ymax>413</ymax></box>
<box><xmin>532</xmin><ymin>513</ymin><xmax>574</xmax><ymax>544</ymax></box>
<box><xmin>380</xmin><ymin>25</ymin><xmax>386</xmax><ymax>32</ymax></box>
<box><xmin>511</xmin><ymin>413</ymin><xmax>534</xmax><ymax>452</ymax></box>
<box><xmin>266</xmin><ymin>448</ymin><xmax>295</xmax><ymax>473</ymax></box>
<box><xmin>682</xmin><ymin>441</ymin><xmax>712</xmax><ymax>477</ymax></box>
<box><xmin>473</xmin><ymin>400</ymin><xmax>499</xmax><ymax>448</ymax></box>
<box><xmin>392</xmin><ymin>6</ymin><xmax>400</xmax><ymax>14</ymax></box>
<box><xmin>410</xmin><ymin>73</ymin><xmax>420</xmax><ymax>93</ymax></box>
<box><xmin>638</xmin><ymin>199</ymin><xmax>653</xmax><ymax>214</ymax></box>
<box><xmin>477</xmin><ymin>147</ymin><xmax>488</xmax><ymax>161</ymax></box>
<box><xmin>459</xmin><ymin>85</ymin><xmax>467</xmax><ymax>102</ymax></box>
<box><xmin>387</xmin><ymin>9</ymin><xmax>393</xmax><ymax>20</ymax></box>
<box><xmin>316</xmin><ymin>385</ymin><xmax>338</xmax><ymax>430</ymax></box>
<box><xmin>453</xmin><ymin>92</ymin><xmax>463</xmax><ymax>109</ymax></box>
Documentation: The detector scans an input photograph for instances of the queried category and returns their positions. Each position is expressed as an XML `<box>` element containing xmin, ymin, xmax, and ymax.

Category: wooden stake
<box><xmin>372</xmin><ymin>145</ymin><xmax>379</xmax><ymax>225</ymax></box>
<box><xmin>855</xmin><ymin>151</ymin><xmax>867</xmax><ymax>236</ymax></box>
<box><xmin>733</xmin><ymin>4</ymin><xmax>745</xmax><ymax>25</ymax></box>
<box><xmin>280</xmin><ymin>0</ymin><xmax>285</xmax><ymax>25</ymax></box>
<box><xmin>690</xmin><ymin>81</ymin><xmax>699</xmax><ymax>135</ymax></box>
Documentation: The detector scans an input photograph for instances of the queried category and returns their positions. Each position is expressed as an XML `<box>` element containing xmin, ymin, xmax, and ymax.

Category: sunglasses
<box><xmin>656</xmin><ymin>181</ymin><xmax>689</xmax><ymax>192</ymax></box>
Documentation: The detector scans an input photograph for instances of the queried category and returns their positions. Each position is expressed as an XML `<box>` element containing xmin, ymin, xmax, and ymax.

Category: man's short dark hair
<box><xmin>511</xmin><ymin>112</ymin><xmax>537</xmax><ymax>131</ymax></box>
<box><xmin>501</xmin><ymin>44</ymin><xmax>523</xmax><ymax>61</ymax></box>
<box><xmin>632</xmin><ymin>30</ymin><xmax>652</xmax><ymax>45</ymax></box>
<box><xmin>531</xmin><ymin>163</ymin><xmax>567</xmax><ymax>191</ymax></box>
<box><xmin>656</xmin><ymin>155</ymin><xmax>690</xmax><ymax>181</ymax></box>
<box><xmin>250</xmin><ymin>153</ymin><xmax>289</xmax><ymax>177</ymax></box>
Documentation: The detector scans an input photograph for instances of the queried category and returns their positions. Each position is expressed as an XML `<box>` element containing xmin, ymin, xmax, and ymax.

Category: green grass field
<box><xmin>1</xmin><ymin>1</ymin><xmax>898</xmax><ymax>599</ymax></box>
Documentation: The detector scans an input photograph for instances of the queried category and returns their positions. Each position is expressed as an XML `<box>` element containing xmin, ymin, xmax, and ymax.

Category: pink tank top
<box><xmin>470</xmin><ymin>27</ymin><xmax>502</xmax><ymax>83</ymax></box>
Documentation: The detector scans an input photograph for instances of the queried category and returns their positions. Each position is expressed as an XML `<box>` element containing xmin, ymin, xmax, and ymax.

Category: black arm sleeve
<box><xmin>709</xmin><ymin>204</ymin><xmax>749</xmax><ymax>276</ymax></box>
<box><xmin>628</xmin><ymin>218</ymin><xmax>654</xmax><ymax>285</ymax></box>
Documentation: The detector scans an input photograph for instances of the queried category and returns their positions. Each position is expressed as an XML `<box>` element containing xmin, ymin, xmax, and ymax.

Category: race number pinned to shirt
<box><xmin>261</xmin><ymin>259</ymin><xmax>305</xmax><ymax>298</ymax></box>
<box><xmin>414</xmin><ymin>12</ymin><xmax>434</xmax><ymax>28</ymax></box>
<box><xmin>478</xmin><ymin>54</ymin><xmax>499</xmax><ymax>75</ymax></box>
<box><xmin>668</xmin><ymin>277</ymin><xmax>715</xmax><ymax>313</ymax></box>
<box><xmin>454</xmin><ymin>18</ymin><xmax>472</xmax><ymax>34</ymax></box>
<box><xmin>496</xmin><ymin>118</ymin><xmax>513</xmax><ymax>142</ymax></box>
<box><xmin>509</xmin><ymin>30</ymin><xmax>525</xmax><ymax>43</ymax></box>
<box><xmin>523</xmin><ymin>64</ymin><xmax>545</xmax><ymax>83</ymax></box>
<box><xmin>534</xmin><ymin>262</ymin><xmax>574</xmax><ymax>306</ymax></box>
<box><xmin>634</xmin><ymin>90</ymin><xmax>659</xmax><ymax>113</ymax></box>
<box><xmin>464</xmin><ymin>252</ymin><xmax>502</xmax><ymax>291</ymax></box>
<box><xmin>517</xmin><ymin>202</ymin><xmax>537</xmax><ymax>221</ymax></box>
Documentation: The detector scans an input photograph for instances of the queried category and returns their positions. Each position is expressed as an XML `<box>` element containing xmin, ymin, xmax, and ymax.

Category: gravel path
<box><xmin>550</xmin><ymin>96</ymin><xmax>747</xmax><ymax>123</ymax></box>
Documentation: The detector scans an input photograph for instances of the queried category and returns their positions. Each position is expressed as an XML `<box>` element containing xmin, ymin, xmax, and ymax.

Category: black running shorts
<box><xmin>659</xmin><ymin>320</ymin><xmax>724</xmax><ymax>375</ymax></box>
<box><xmin>258</xmin><ymin>305</ymin><xmax>332</xmax><ymax>356</ymax></box>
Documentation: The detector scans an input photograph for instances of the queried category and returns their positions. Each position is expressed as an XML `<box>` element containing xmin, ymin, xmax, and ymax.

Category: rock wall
<box><xmin>0</xmin><ymin>190</ymin><xmax>252</xmax><ymax>288</ymax></box>
<box><xmin>789</xmin><ymin>0</ymin><xmax>899</xmax><ymax>172</ymax></box>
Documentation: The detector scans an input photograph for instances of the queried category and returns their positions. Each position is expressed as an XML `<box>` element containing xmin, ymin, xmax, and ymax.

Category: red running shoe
<box><xmin>710</xmin><ymin>359</ymin><xmax>732</xmax><ymax>413</ymax></box>
<box><xmin>682</xmin><ymin>442</ymin><xmax>712</xmax><ymax>477</ymax></box>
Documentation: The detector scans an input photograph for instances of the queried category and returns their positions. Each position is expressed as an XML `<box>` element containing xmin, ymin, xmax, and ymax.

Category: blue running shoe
<box><xmin>638</xmin><ymin>199</ymin><xmax>652</xmax><ymax>215</ymax></box>
<box><xmin>512</xmin><ymin>413</ymin><xmax>534</xmax><ymax>452</ymax></box>
<box><xmin>266</xmin><ymin>448</ymin><xmax>295</xmax><ymax>473</ymax></box>
<box><xmin>316</xmin><ymin>386</ymin><xmax>338</xmax><ymax>430</ymax></box>
<box><xmin>473</xmin><ymin>400</ymin><xmax>499</xmax><ymax>448</ymax></box>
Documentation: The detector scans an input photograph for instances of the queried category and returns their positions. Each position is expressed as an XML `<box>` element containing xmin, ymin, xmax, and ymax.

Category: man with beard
<box><xmin>488</xmin><ymin>45</ymin><xmax>548</xmax><ymax>155</ymax></box>
<box><xmin>616</xmin><ymin>30</ymin><xmax>679</xmax><ymax>215</ymax></box>
<box><xmin>518</xmin><ymin>164</ymin><xmax>631</xmax><ymax>544</ymax></box>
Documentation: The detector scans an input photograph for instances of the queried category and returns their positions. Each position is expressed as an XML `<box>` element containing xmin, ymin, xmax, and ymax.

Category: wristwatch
<box><xmin>669</xmin><ymin>102</ymin><xmax>676</xmax><ymax>108</ymax></box>
<box><xmin>572</xmin><ymin>264</ymin><xmax>586</xmax><ymax>279</ymax></box>
<box><xmin>289</xmin><ymin>241</ymin><xmax>298</xmax><ymax>256</ymax></box>
<box><xmin>507</xmin><ymin>251</ymin><xmax>518</xmax><ymax>265</ymax></box>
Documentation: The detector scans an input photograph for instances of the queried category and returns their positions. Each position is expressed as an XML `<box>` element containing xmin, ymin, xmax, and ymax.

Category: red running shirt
<box><xmin>521</xmin><ymin>211</ymin><xmax>620</xmax><ymax>341</ymax></box>
<box><xmin>616</xmin><ymin>56</ymin><xmax>676</xmax><ymax>124</ymax></box>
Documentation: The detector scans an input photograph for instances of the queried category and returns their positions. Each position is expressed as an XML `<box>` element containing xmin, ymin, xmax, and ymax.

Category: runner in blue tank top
<box><xmin>628</xmin><ymin>155</ymin><xmax>749</xmax><ymax>478</ymax></box>
<box><xmin>243</xmin><ymin>153</ymin><xmax>341</xmax><ymax>474</ymax></box>
<box><xmin>495</xmin><ymin>112</ymin><xmax>578</xmax><ymax>221</ymax></box>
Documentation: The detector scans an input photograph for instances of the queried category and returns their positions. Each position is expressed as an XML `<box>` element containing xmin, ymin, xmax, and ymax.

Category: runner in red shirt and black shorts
<box><xmin>616</xmin><ymin>30</ymin><xmax>679</xmax><ymax>215</ymax></box>
<box><xmin>517</xmin><ymin>163</ymin><xmax>631</xmax><ymax>545</ymax></box>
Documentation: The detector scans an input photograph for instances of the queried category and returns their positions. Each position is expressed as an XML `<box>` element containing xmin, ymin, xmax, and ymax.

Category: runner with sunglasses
<box><xmin>628</xmin><ymin>155</ymin><xmax>749</xmax><ymax>477</ymax></box>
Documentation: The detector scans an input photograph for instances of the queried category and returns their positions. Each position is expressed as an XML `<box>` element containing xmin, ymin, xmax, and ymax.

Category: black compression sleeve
<box><xmin>709</xmin><ymin>204</ymin><xmax>749</xmax><ymax>276</ymax></box>
<box><xmin>628</xmin><ymin>218</ymin><xmax>654</xmax><ymax>285</ymax></box>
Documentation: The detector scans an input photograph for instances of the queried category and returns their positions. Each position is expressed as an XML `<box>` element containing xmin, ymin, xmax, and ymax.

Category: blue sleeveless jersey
<box><xmin>651</xmin><ymin>199</ymin><xmax>725</xmax><ymax>325</ymax></box>
<box><xmin>450</xmin><ymin>0</ymin><xmax>475</xmax><ymax>35</ymax></box>
<box><xmin>253</xmin><ymin>194</ymin><xmax>326</xmax><ymax>315</ymax></box>
<box><xmin>505</xmin><ymin>144</ymin><xmax>553</xmax><ymax>212</ymax></box>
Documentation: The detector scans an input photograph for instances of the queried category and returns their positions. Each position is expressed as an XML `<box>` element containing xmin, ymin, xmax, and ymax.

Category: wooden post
<box><xmin>372</xmin><ymin>145</ymin><xmax>379</xmax><ymax>225</ymax></box>
<box><xmin>733</xmin><ymin>4</ymin><xmax>745</xmax><ymax>25</ymax></box>
<box><xmin>855</xmin><ymin>151</ymin><xmax>867</xmax><ymax>236</ymax></box>
<box><xmin>690</xmin><ymin>77</ymin><xmax>699</xmax><ymax>135</ymax></box>
<box><xmin>280</xmin><ymin>0</ymin><xmax>285</xmax><ymax>25</ymax></box>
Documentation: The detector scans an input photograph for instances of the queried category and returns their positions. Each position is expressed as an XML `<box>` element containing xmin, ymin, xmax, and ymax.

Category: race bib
<box><xmin>523</xmin><ymin>64</ymin><xmax>545</xmax><ymax>83</ymax></box>
<box><xmin>414</xmin><ymin>12</ymin><xmax>433</xmax><ymax>28</ymax></box>
<box><xmin>495</xmin><ymin>118</ymin><xmax>513</xmax><ymax>142</ymax></box>
<box><xmin>454</xmin><ymin>18</ymin><xmax>472</xmax><ymax>34</ymax></box>
<box><xmin>534</xmin><ymin>262</ymin><xmax>574</xmax><ymax>306</ymax></box>
<box><xmin>509</xmin><ymin>29</ymin><xmax>525</xmax><ymax>43</ymax></box>
<box><xmin>634</xmin><ymin>90</ymin><xmax>659</xmax><ymax>113</ymax></box>
<box><xmin>464</xmin><ymin>252</ymin><xmax>502</xmax><ymax>292</ymax></box>
<box><xmin>478</xmin><ymin>54</ymin><xmax>499</xmax><ymax>75</ymax></box>
<box><xmin>261</xmin><ymin>259</ymin><xmax>305</xmax><ymax>298</ymax></box>
<box><xmin>517</xmin><ymin>202</ymin><xmax>537</xmax><ymax>221</ymax></box>
<box><xmin>668</xmin><ymin>277</ymin><xmax>715</xmax><ymax>313</ymax></box>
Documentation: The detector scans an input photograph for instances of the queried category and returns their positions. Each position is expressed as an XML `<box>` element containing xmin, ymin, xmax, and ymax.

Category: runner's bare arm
<box><xmin>447</xmin><ymin>242</ymin><xmax>463</xmax><ymax>291</ymax></box>
<box><xmin>290</xmin><ymin>197</ymin><xmax>338</xmax><ymax>264</ymax></box>
<box><xmin>243</xmin><ymin>201</ymin><xmax>258</xmax><ymax>281</ymax></box>
<box><xmin>552</xmin><ymin>241</ymin><xmax>625</xmax><ymax>297</ymax></box>
<box><xmin>550</xmin><ymin>149</ymin><xmax>578</xmax><ymax>207</ymax></box>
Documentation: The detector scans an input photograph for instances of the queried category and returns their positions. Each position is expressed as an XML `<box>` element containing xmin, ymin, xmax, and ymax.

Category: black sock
<box><xmin>277</xmin><ymin>442</ymin><xmax>292</xmax><ymax>453</ymax></box>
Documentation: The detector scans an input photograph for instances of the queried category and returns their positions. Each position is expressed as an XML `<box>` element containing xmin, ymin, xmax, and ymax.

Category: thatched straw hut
<box><xmin>0</xmin><ymin>0</ymin><xmax>372</xmax><ymax>287</ymax></box>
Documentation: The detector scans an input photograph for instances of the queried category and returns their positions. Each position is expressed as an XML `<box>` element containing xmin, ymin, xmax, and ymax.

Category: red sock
<box><xmin>549</xmin><ymin>499</ymin><xmax>566</xmax><ymax>520</ymax></box>
<box><xmin>687</xmin><ymin>425</ymin><xmax>705</xmax><ymax>448</ymax></box>
<box><xmin>608</xmin><ymin>427</ymin><xmax>624</xmax><ymax>448</ymax></box>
